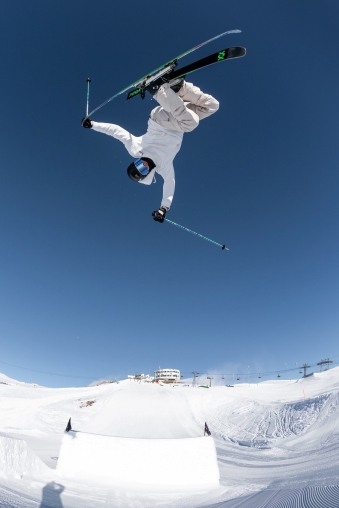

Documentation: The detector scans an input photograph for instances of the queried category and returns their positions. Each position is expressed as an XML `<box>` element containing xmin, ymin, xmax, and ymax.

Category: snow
<box><xmin>0</xmin><ymin>372</ymin><xmax>37</xmax><ymax>387</ymax></box>
<box><xmin>57</xmin><ymin>432</ymin><xmax>219</xmax><ymax>488</ymax></box>
<box><xmin>0</xmin><ymin>436</ymin><xmax>51</xmax><ymax>479</ymax></box>
<box><xmin>0</xmin><ymin>368</ymin><xmax>339</xmax><ymax>507</ymax></box>
<box><xmin>81</xmin><ymin>381</ymin><xmax>203</xmax><ymax>437</ymax></box>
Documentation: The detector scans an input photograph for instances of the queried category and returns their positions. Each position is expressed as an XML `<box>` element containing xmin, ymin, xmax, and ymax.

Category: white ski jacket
<box><xmin>91</xmin><ymin>82</ymin><xmax>219</xmax><ymax>210</ymax></box>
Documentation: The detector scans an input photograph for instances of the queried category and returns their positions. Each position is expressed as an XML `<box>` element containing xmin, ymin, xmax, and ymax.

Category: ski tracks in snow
<box><xmin>187</xmin><ymin>389</ymin><xmax>339</xmax><ymax>449</ymax></box>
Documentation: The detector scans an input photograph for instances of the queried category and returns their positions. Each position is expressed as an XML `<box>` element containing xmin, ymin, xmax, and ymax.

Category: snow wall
<box><xmin>0</xmin><ymin>436</ymin><xmax>51</xmax><ymax>480</ymax></box>
<box><xmin>57</xmin><ymin>431</ymin><xmax>220</xmax><ymax>488</ymax></box>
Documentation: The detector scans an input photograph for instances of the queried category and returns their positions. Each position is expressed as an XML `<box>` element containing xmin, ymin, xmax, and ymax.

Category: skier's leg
<box><xmin>178</xmin><ymin>82</ymin><xmax>219</xmax><ymax>121</ymax></box>
<box><xmin>150</xmin><ymin>84</ymin><xmax>200</xmax><ymax>133</ymax></box>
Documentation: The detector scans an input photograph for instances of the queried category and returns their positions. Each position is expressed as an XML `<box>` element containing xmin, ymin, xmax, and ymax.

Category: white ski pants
<box><xmin>150</xmin><ymin>82</ymin><xmax>219</xmax><ymax>133</ymax></box>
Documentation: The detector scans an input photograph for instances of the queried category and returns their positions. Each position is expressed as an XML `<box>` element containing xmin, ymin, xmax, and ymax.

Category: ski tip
<box><xmin>221</xmin><ymin>245</ymin><xmax>229</xmax><ymax>251</ymax></box>
<box><xmin>229</xmin><ymin>29</ymin><xmax>242</xmax><ymax>34</ymax></box>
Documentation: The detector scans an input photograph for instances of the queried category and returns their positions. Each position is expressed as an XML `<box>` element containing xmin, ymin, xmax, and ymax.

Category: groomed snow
<box><xmin>81</xmin><ymin>381</ymin><xmax>203</xmax><ymax>438</ymax></box>
<box><xmin>57</xmin><ymin>432</ymin><xmax>219</xmax><ymax>488</ymax></box>
<box><xmin>0</xmin><ymin>368</ymin><xmax>339</xmax><ymax>507</ymax></box>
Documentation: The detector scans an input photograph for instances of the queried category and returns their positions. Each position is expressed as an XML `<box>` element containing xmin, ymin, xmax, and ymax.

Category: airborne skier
<box><xmin>82</xmin><ymin>79</ymin><xmax>219</xmax><ymax>222</ymax></box>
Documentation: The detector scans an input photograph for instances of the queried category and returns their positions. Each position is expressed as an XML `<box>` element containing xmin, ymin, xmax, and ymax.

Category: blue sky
<box><xmin>0</xmin><ymin>1</ymin><xmax>338</xmax><ymax>387</ymax></box>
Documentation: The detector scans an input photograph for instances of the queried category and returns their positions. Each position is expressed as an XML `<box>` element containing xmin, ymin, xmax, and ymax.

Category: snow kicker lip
<box><xmin>57</xmin><ymin>431</ymin><xmax>220</xmax><ymax>488</ymax></box>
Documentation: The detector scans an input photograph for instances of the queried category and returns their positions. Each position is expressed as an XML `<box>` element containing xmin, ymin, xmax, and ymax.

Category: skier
<box><xmin>82</xmin><ymin>78</ymin><xmax>219</xmax><ymax>222</ymax></box>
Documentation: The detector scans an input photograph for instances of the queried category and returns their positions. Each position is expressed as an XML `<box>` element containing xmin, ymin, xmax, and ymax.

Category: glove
<box><xmin>170</xmin><ymin>77</ymin><xmax>185</xmax><ymax>94</ymax></box>
<box><xmin>82</xmin><ymin>117</ymin><xmax>92</xmax><ymax>129</ymax></box>
<box><xmin>146</xmin><ymin>76</ymin><xmax>169</xmax><ymax>96</ymax></box>
<box><xmin>152</xmin><ymin>207</ymin><xmax>167</xmax><ymax>223</ymax></box>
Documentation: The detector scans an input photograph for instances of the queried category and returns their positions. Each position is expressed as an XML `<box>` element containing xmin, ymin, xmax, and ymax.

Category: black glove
<box><xmin>152</xmin><ymin>207</ymin><xmax>167</xmax><ymax>223</ymax></box>
<box><xmin>82</xmin><ymin>117</ymin><xmax>92</xmax><ymax>129</ymax></box>
<box><xmin>146</xmin><ymin>76</ymin><xmax>185</xmax><ymax>96</ymax></box>
<box><xmin>146</xmin><ymin>76</ymin><xmax>169</xmax><ymax>96</ymax></box>
<box><xmin>170</xmin><ymin>77</ymin><xmax>185</xmax><ymax>93</ymax></box>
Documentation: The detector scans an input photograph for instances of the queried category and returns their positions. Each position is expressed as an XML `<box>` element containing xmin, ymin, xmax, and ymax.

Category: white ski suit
<box><xmin>91</xmin><ymin>82</ymin><xmax>219</xmax><ymax>210</ymax></box>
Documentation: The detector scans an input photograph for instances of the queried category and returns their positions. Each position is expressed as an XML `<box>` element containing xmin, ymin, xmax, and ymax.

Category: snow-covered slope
<box><xmin>81</xmin><ymin>381</ymin><xmax>202</xmax><ymax>438</ymax></box>
<box><xmin>0</xmin><ymin>368</ymin><xmax>339</xmax><ymax>507</ymax></box>
<box><xmin>0</xmin><ymin>371</ymin><xmax>36</xmax><ymax>387</ymax></box>
<box><xmin>189</xmin><ymin>369</ymin><xmax>339</xmax><ymax>448</ymax></box>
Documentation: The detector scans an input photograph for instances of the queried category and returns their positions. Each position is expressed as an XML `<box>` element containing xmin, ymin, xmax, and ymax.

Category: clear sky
<box><xmin>0</xmin><ymin>1</ymin><xmax>338</xmax><ymax>387</ymax></box>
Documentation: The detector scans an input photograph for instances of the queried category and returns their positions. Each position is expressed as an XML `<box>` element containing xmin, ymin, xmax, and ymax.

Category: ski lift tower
<box><xmin>317</xmin><ymin>358</ymin><xmax>333</xmax><ymax>372</ymax></box>
<box><xmin>192</xmin><ymin>371</ymin><xmax>199</xmax><ymax>387</ymax></box>
<box><xmin>302</xmin><ymin>363</ymin><xmax>312</xmax><ymax>377</ymax></box>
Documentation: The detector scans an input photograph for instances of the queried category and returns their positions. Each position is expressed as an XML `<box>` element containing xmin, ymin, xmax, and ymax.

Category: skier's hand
<box><xmin>82</xmin><ymin>117</ymin><xmax>92</xmax><ymax>129</ymax></box>
<box><xmin>146</xmin><ymin>76</ymin><xmax>170</xmax><ymax>96</ymax></box>
<box><xmin>170</xmin><ymin>77</ymin><xmax>185</xmax><ymax>94</ymax></box>
<box><xmin>152</xmin><ymin>207</ymin><xmax>167</xmax><ymax>223</ymax></box>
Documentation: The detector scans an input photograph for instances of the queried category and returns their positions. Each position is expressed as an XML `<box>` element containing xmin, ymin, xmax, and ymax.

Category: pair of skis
<box><xmin>87</xmin><ymin>29</ymin><xmax>245</xmax><ymax>116</ymax></box>
<box><xmin>126</xmin><ymin>46</ymin><xmax>246</xmax><ymax>100</ymax></box>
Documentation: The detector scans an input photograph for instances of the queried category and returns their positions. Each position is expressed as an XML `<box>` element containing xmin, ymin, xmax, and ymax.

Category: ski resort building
<box><xmin>127</xmin><ymin>374</ymin><xmax>153</xmax><ymax>382</ymax></box>
<box><xmin>154</xmin><ymin>369</ymin><xmax>180</xmax><ymax>383</ymax></box>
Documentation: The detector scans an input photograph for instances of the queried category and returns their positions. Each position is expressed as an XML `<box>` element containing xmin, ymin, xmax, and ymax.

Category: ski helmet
<box><xmin>127</xmin><ymin>157</ymin><xmax>156</xmax><ymax>182</ymax></box>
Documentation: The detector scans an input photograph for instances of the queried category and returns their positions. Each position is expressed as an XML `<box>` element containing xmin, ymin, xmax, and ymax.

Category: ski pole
<box><xmin>86</xmin><ymin>78</ymin><xmax>91</xmax><ymax>117</ymax></box>
<box><xmin>164</xmin><ymin>219</ymin><xmax>228</xmax><ymax>250</ymax></box>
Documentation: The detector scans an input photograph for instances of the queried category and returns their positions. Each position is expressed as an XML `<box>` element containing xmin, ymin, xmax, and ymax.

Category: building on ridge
<box><xmin>127</xmin><ymin>373</ymin><xmax>153</xmax><ymax>382</ymax></box>
<box><xmin>154</xmin><ymin>368</ymin><xmax>180</xmax><ymax>383</ymax></box>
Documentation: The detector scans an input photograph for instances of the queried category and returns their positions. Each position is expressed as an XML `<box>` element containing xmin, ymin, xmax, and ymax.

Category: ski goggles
<box><xmin>134</xmin><ymin>158</ymin><xmax>150</xmax><ymax>177</ymax></box>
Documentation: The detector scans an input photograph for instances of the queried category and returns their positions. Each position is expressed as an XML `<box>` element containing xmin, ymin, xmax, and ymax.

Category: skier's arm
<box><xmin>161</xmin><ymin>164</ymin><xmax>175</xmax><ymax>210</ymax></box>
<box><xmin>91</xmin><ymin>122</ymin><xmax>135</xmax><ymax>154</ymax></box>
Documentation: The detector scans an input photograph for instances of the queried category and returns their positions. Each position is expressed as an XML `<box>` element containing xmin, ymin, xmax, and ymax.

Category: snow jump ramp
<box><xmin>57</xmin><ymin>384</ymin><xmax>220</xmax><ymax>488</ymax></box>
<box><xmin>57</xmin><ymin>431</ymin><xmax>219</xmax><ymax>488</ymax></box>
